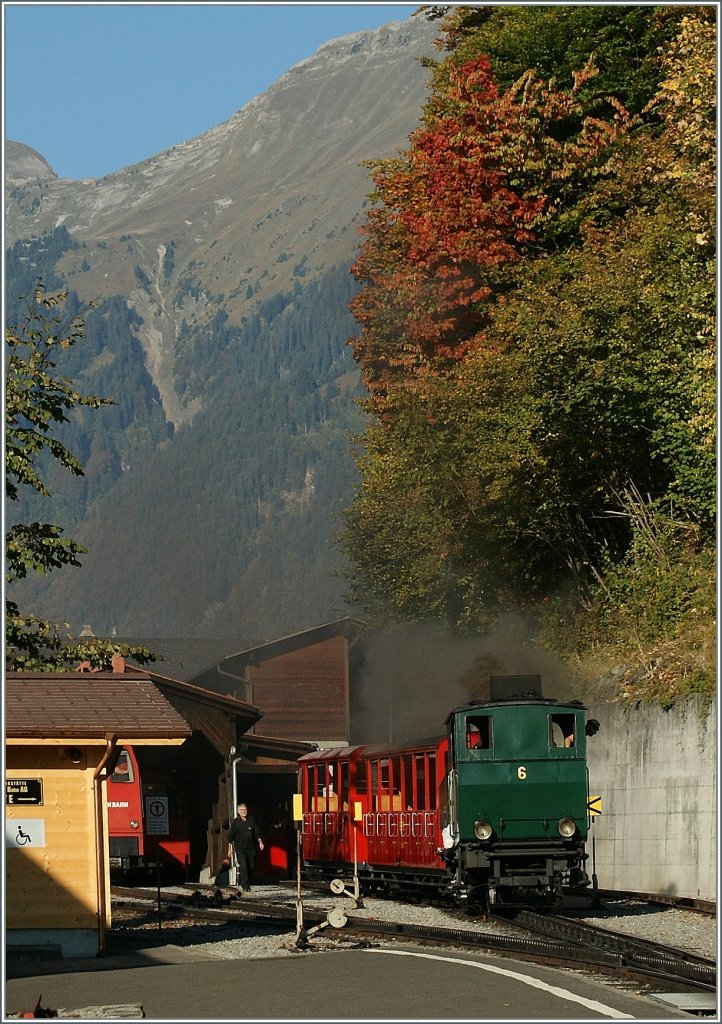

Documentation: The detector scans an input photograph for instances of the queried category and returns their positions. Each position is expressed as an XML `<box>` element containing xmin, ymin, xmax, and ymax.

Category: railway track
<box><xmin>496</xmin><ymin>908</ymin><xmax>715</xmax><ymax>992</ymax></box>
<box><xmin>110</xmin><ymin>884</ymin><xmax>715</xmax><ymax>995</ymax></box>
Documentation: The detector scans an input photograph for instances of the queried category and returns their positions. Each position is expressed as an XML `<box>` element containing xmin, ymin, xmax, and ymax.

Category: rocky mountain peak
<box><xmin>5</xmin><ymin>140</ymin><xmax>58</xmax><ymax>182</ymax></box>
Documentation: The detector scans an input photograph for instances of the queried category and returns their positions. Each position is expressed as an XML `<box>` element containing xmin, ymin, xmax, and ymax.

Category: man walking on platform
<box><xmin>228</xmin><ymin>802</ymin><xmax>264</xmax><ymax>894</ymax></box>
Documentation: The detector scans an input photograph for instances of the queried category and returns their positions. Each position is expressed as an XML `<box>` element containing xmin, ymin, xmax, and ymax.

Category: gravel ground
<box><xmin>112</xmin><ymin>884</ymin><xmax>718</xmax><ymax>964</ymax></box>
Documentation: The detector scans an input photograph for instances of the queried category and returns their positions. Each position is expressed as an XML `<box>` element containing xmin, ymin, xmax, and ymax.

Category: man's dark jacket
<box><xmin>228</xmin><ymin>815</ymin><xmax>262</xmax><ymax>863</ymax></box>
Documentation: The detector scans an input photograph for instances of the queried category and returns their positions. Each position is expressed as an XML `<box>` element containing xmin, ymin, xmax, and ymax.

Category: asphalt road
<box><xmin>4</xmin><ymin>942</ymin><xmax>701</xmax><ymax>1020</ymax></box>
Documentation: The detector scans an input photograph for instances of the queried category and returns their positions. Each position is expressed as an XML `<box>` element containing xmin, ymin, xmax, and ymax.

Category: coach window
<box><xmin>340</xmin><ymin>761</ymin><xmax>349</xmax><ymax>810</ymax></box>
<box><xmin>390</xmin><ymin>756</ymin><xmax>402</xmax><ymax>811</ymax></box>
<box><xmin>466</xmin><ymin>715</ymin><xmax>492</xmax><ymax>750</ymax></box>
<box><xmin>415</xmin><ymin>754</ymin><xmax>427</xmax><ymax>810</ymax></box>
<box><xmin>311</xmin><ymin>763</ymin><xmax>327</xmax><ymax>810</ymax></box>
<box><xmin>326</xmin><ymin>764</ymin><xmax>338</xmax><ymax>811</ymax></box>
<box><xmin>303</xmin><ymin>764</ymin><xmax>311</xmax><ymax>808</ymax></box>
<box><xmin>377</xmin><ymin>758</ymin><xmax>393</xmax><ymax>811</ymax></box>
<box><xmin>110</xmin><ymin>749</ymin><xmax>134</xmax><ymax>783</ymax></box>
<box><xmin>550</xmin><ymin>714</ymin><xmax>576</xmax><ymax>748</ymax></box>
<box><xmin>403</xmin><ymin>755</ymin><xmax>414</xmax><ymax>808</ymax></box>
<box><xmin>355</xmin><ymin>759</ymin><xmax>368</xmax><ymax>797</ymax></box>
<box><xmin>427</xmin><ymin>753</ymin><xmax>436</xmax><ymax>809</ymax></box>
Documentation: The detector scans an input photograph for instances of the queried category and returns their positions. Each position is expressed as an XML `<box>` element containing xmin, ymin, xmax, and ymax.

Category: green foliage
<box><xmin>342</xmin><ymin>7</ymin><xmax>715</xmax><ymax>703</ymax></box>
<box><xmin>5</xmin><ymin>281</ymin><xmax>154</xmax><ymax>670</ymax></box>
<box><xmin>538</xmin><ymin>493</ymin><xmax>715</xmax><ymax>707</ymax></box>
<box><xmin>434</xmin><ymin>4</ymin><xmax>683</xmax><ymax>115</ymax></box>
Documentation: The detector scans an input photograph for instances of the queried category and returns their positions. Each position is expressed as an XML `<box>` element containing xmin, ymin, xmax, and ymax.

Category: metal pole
<box><xmin>592</xmin><ymin>835</ymin><xmax>600</xmax><ymax>909</ymax></box>
<box><xmin>231</xmin><ymin>756</ymin><xmax>240</xmax><ymax>819</ymax></box>
<box><xmin>156</xmin><ymin>859</ymin><xmax>162</xmax><ymax>935</ymax></box>
<box><xmin>295</xmin><ymin>827</ymin><xmax>307</xmax><ymax>947</ymax></box>
<box><xmin>353</xmin><ymin>818</ymin><xmax>359</xmax><ymax>898</ymax></box>
<box><xmin>351</xmin><ymin>813</ymin><xmax>363</xmax><ymax>908</ymax></box>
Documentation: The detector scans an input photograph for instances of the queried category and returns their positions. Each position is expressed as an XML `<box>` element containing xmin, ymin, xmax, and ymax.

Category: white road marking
<box><xmin>365</xmin><ymin>949</ymin><xmax>635</xmax><ymax>1019</ymax></box>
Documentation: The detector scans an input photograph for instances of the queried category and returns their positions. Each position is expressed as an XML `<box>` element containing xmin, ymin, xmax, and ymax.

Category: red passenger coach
<box><xmin>299</xmin><ymin>737</ymin><xmax>449</xmax><ymax>894</ymax></box>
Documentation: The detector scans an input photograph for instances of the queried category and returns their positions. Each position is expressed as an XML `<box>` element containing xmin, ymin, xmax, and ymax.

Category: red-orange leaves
<box><xmin>349</xmin><ymin>53</ymin><xmax>630</xmax><ymax>416</ymax></box>
<box><xmin>400</xmin><ymin>58</ymin><xmax>543</xmax><ymax>278</ymax></box>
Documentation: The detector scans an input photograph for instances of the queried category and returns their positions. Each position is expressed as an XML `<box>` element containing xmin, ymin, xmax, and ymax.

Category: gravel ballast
<box><xmin>113</xmin><ymin>884</ymin><xmax>717</xmax><ymax>964</ymax></box>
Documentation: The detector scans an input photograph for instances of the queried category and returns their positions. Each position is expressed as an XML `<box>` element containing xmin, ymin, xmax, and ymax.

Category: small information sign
<box><xmin>144</xmin><ymin>795</ymin><xmax>169</xmax><ymax>835</ymax></box>
<box><xmin>6</xmin><ymin>818</ymin><xmax>46</xmax><ymax>848</ymax></box>
<box><xmin>6</xmin><ymin>779</ymin><xmax>43</xmax><ymax>806</ymax></box>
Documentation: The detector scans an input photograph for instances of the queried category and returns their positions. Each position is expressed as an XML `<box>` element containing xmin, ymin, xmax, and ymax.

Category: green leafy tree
<box><xmin>6</xmin><ymin>281</ymin><xmax>154</xmax><ymax>670</ymax></box>
<box><xmin>342</xmin><ymin>4</ymin><xmax>715</xmax><ymax>695</ymax></box>
<box><xmin>428</xmin><ymin>4</ymin><xmax>683</xmax><ymax>116</ymax></box>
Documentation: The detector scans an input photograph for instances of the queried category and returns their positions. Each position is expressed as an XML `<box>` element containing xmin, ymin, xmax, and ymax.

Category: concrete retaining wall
<box><xmin>585</xmin><ymin>698</ymin><xmax>716</xmax><ymax>902</ymax></box>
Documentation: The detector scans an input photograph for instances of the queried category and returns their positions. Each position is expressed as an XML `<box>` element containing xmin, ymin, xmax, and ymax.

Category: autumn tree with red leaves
<box><xmin>350</xmin><ymin>53</ymin><xmax>628</xmax><ymax>415</ymax></box>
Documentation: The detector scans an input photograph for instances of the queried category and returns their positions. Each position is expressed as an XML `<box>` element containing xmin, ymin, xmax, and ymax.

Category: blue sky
<box><xmin>4</xmin><ymin>2</ymin><xmax>427</xmax><ymax>180</ymax></box>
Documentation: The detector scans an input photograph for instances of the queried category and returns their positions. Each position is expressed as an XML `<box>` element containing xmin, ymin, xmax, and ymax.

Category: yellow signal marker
<box><xmin>587</xmin><ymin>795</ymin><xmax>603</xmax><ymax>816</ymax></box>
<box><xmin>293</xmin><ymin>793</ymin><xmax>303</xmax><ymax>821</ymax></box>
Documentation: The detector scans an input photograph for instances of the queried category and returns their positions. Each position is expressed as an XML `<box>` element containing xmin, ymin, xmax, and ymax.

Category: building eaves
<box><xmin>144</xmin><ymin>668</ymin><xmax>262</xmax><ymax>725</ymax></box>
<box><xmin>238</xmin><ymin>733</ymin><xmax>316</xmax><ymax>760</ymax></box>
<box><xmin>192</xmin><ymin>615</ymin><xmax>366</xmax><ymax>682</ymax></box>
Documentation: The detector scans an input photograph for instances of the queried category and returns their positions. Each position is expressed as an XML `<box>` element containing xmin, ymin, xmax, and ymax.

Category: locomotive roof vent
<box><xmin>489</xmin><ymin>674</ymin><xmax>543</xmax><ymax>700</ymax></box>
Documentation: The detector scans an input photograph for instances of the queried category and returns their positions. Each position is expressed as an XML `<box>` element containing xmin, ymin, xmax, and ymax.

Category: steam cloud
<box><xmin>350</xmin><ymin>615</ymin><xmax>576</xmax><ymax>744</ymax></box>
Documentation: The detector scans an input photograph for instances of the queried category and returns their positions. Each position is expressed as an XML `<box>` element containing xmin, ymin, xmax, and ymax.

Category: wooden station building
<box><xmin>5</xmin><ymin>660</ymin><xmax>313</xmax><ymax>958</ymax></box>
<box><xmin>5</xmin><ymin>667</ymin><xmax>191</xmax><ymax>958</ymax></box>
<box><xmin>5</xmin><ymin>614</ymin><xmax>368</xmax><ymax>951</ymax></box>
<box><xmin>190</xmin><ymin>616</ymin><xmax>365</xmax><ymax>745</ymax></box>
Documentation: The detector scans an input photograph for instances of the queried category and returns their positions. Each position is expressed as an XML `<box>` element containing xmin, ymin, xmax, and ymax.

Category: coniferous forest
<box><xmin>6</xmin><ymin>235</ymin><xmax>365</xmax><ymax>638</ymax></box>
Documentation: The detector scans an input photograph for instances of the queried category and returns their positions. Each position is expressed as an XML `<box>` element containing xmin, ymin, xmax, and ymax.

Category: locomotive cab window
<box><xmin>550</xmin><ymin>714</ymin><xmax>576</xmax><ymax>748</ymax></box>
<box><xmin>110</xmin><ymin>749</ymin><xmax>134</xmax><ymax>783</ymax></box>
<box><xmin>466</xmin><ymin>715</ymin><xmax>492</xmax><ymax>750</ymax></box>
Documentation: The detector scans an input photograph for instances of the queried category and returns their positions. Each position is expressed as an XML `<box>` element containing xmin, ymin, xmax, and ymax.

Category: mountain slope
<box><xmin>5</xmin><ymin>15</ymin><xmax>438</xmax><ymax>640</ymax></box>
<box><xmin>6</xmin><ymin>17</ymin><xmax>437</xmax><ymax>427</ymax></box>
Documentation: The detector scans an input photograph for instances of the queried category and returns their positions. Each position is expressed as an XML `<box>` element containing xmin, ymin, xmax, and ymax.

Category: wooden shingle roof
<box><xmin>6</xmin><ymin>671</ymin><xmax>192</xmax><ymax>743</ymax></box>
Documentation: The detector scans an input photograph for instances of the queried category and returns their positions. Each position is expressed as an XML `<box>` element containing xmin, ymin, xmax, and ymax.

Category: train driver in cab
<box><xmin>550</xmin><ymin>715</ymin><xmax>575</xmax><ymax>748</ymax></box>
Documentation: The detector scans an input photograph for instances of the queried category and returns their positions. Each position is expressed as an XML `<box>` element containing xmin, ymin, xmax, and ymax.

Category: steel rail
<box><xmin>111</xmin><ymin>885</ymin><xmax>713</xmax><ymax>993</ymax></box>
<box><xmin>585</xmin><ymin>888</ymin><xmax>716</xmax><ymax>917</ymax></box>
<box><xmin>504</xmin><ymin>909</ymin><xmax>716</xmax><ymax>991</ymax></box>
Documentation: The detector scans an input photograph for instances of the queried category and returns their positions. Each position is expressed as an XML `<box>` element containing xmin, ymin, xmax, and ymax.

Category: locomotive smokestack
<box><xmin>489</xmin><ymin>675</ymin><xmax>543</xmax><ymax>700</ymax></box>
